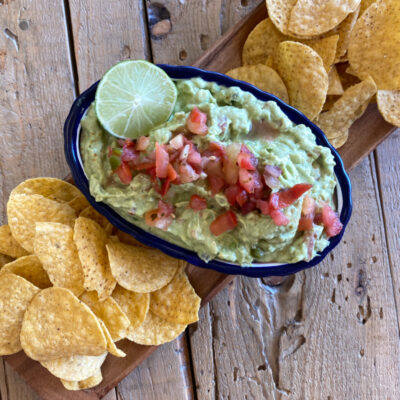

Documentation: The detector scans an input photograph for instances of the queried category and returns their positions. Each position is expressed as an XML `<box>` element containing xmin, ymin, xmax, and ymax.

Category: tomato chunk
<box><xmin>256</xmin><ymin>199</ymin><xmax>270</xmax><ymax>215</ymax></box>
<box><xmin>239</xmin><ymin>168</ymin><xmax>263</xmax><ymax>194</ymax></box>
<box><xmin>237</xmin><ymin>145</ymin><xmax>257</xmax><ymax>171</ymax></box>
<box><xmin>223</xmin><ymin>143</ymin><xmax>240</xmax><ymax>185</ymax></box>
<box><xmin>236</xmin><ymin>190</ymin><xmax>248</xmax><ymax>207</ymax></box>
<box><xmin>155</xmin><ymin>143</ymin><xmax>169</xmax><ymax>178</ymax></box>
<box><xmin>208</xmin><ymin>175</ymin><xmax>225</xmax><ymax>196</ymax></box>
<box><xmin>179</xmin><ymin>162</ymin><xmax>200</xmax><ymax>183</ymax></box>
<box><xmin>271</xmin><ymin>183</ymin><xmax>313</xmax><ymax>209</ymax></box>
<box><xmin>322</xmin><ymin>204</ymin><xmax>343</xmax><ymax>237</ymax></box>
<box><xmin>187</xmin><ymin>106</ymin><xmax>208</xmax><ymax>135</ymax></box>
<box><xmin>115</xmin><ymin>162</ymin><xmax>132</xmax><ymax>184</ymax></box>
<box><xmin>298</xmin><ymin>195</ymin><xmax>316</xmax><ymax>231</ymax></box>
<box><xmin>136</xmin><ymin>136</ymin><xmax>150</xmax><ymax>151</ymax></box>
<box><xmin>167</xmin><ymin>163</ymin><xmax>178</xmax><ymax>181</ymax></box>
<box><xmin>224</xmin><ymin>184</ymin><xmax>241</xmax><ymax>206</ymax></box>
<box><xmin>270</xmin><ymin>209</ymin><xmax>289</xmax><ymax>226</ymax></box>
<box><xmin>189</xmin><ymin>195</ymin><xmax>207</xmax><ymax>211</ymax></box>
<box><xmin>187</xmin><ymin>146</ymin><xmax>203</xmax><ymax>173</ymax></box>
<box><xmin>210</xmin><ymin>210</ymin><xmax>238</xmax><ymax>236</ymax></box>
<box><xmin>241</xmin><ymin>200</ymin><xmax>257</xmax><ymax>215</ymax></box>
<box><xmin>169</xmin><ymin>134</ymin><xmax>184</xmax><ymax>150</ymax></box>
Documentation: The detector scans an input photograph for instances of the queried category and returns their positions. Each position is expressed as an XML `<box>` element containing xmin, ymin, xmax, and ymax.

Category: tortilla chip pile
<box><xmin>227</xmin><ymin>0</ymin><xmax>400</xmax><ymax>148</ymax></box>
<box><xmin>0</xmin><ymin>178</ymin><xmax>200</xmax><ymax>391</ymax></box>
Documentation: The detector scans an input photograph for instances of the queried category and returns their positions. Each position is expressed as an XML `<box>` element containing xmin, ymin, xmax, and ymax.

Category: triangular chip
<box><xmin>115</xmin><ymin>229</ymin><xmax>149</xmax><ymax>248</ymax></box>
<box><xmin>266</xmin><ymin>0</ymin><xmax>298</xmax><ymax>35</ymax></box>
<box><xmin>74</xmin><ymin>217</ymin><xmax>116</xmax><ymax>301</ymax></box>
<box><xmin>226</xmin><ymin>64</ymin><xmax>289</xmax><ymax>103</ymax></box>
<box><xmin>7</xmin><ymin>194</ymin><xmax>76</xmax><ymax>253</ymax></box>
<box><xmin>328</xmin><ymin>66</ymin><xmax>344</xmax><ymax>95</ymax></box>
<box><xmin>106</xmin><ymin>241</ymin><xmax>179</xmax><ymax>293</ymax></box>
<box><xmin>150</xmin><ymin>269</ymin><xmax>201</xmax><ymax>325</ymax></box>
<box><xmin>41</xmin><ymin>352</ymin><xmax>107</xmax><ymax>381</ymax></box>
<box><xmin>128</xmin><ymin>311</ymin><xmax>186</xmax><ymax>346</ymax></box>
<box><xmin>68</xmin><ymin>195</ymin><xmax>90</xmax><ymax>214</ymax></box>
<box><xmin>0</xmin><ymin>255</ymin><xmax>51</xmax><ymax>289</ymax></box>
<box><xmin>61</xmin><ymin>369</ymin><xmax>103</xmax><ymax>391</ymax></box>
<box><xmin>0</xmin><ymin>273</ymin><xmax>40</xmax><ymax>355</ymax></box>
<box><xmin>80</xmin><ymin>291</ymin><xmax>130</xmax><ymax>341</ymax></box>
<box><xmin>377</xmin><ymin>90</ymin><xmax>400</xmax><ymax>128</ymax></box>
<box><xmin>79</xmin><ymin>206</ymin><xmax>113</xmax><ymax>235</ymax></box>
<box><xmin>20</xmin><ymin>287</ymin><xmax>107</xmax><ymax>361</ymax></box>
<box><xmin>0</xmin><ymin>225</ymin><xmax>29</xmax><ymax>258</ymax></box>
<box><xmin>275</xmin><ymin>41</ymin><xmax>328</xmax><ymax>120</ymax></box>
<box><xmin>34</xmin><ymin>223</ymin><xmax>85</xmax><ymax>296</ymax></box>
<box><xmin>97</xmin><ymin>319</ymin><xmax>125</xmax><ymax>357</ymax></box>
<box><xmin>112</xmin><ymin>285</ymin><xmax>150</xmax><ymax>337</ymax></box>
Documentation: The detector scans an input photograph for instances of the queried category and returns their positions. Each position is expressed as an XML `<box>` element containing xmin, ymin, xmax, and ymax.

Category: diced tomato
<box><xmin>136</xmin><ymin>136</ymin><xmax>150</xmax><ymax>151</ymax></box>
<box><xmin>237</xmin><ymin>144</ymin><xmax>257</xmax><ymax>171</ymax></box>
<box><xmin>121</xmin><ymin>146</ymin><xmax>138</xmax><ymax>163</ymax></box>
<box><xmin>147</xmin><ymin>167</ymin><xmax>157</xmax><ymax>180</ymax></box>
<box><xmin>169</xmin><ymin>134</ymin><xmax>185</xmax><ymax>150</ymax></box>
<box><xmin>224</xmin><ymin>184</ymin><xmax>242</xmax><ymax>206</ymax></box>
<box><xmin>187</xmin><ymin>146</ymin><xmax>203</xmax><ymax>173</ymax></box>
<box><xmin>210</xmin><ymin>210</ymin><xmax>238</xmax><ymax>236</ymax></box>
<box><xmin>167</xmin><ymin>163</ymin><xmax>178</xmax><ymax>181</ymax></box>
<box><xmin>123</xmin><ymin>138</ymin><xmax>135</xmax><ymax>148</ymax></box>
<box><xmin>270</xmin><ymin>209</ymin><xmax>289</xmax><ymax>226</ymax></box>
<box><xmin>203</xmin><ymin>156</ymin><xmax>224</xmax><ymax>178</ymax></box>
<box><xmin>187</xmin><ymin>106</ymin><xmax>208</xmax><ymax>135</ymax></box>
<box><xmin>115</xmin><ymin>162</ymin><xmax>132</xmax><ymax>185</ymax></box>
<box><xmin>144</xmin><ymin>208</ymin><xmax>173</xmax><ymax>231</ymax></box>
<box><xmin>179</xmin><ymin>162</ymin><xmax>200</xmax><ymax>183</ymax></box>
<box><xmin>135</xmin><ymin>161</ymin><xmax>156</xmax><ymax>171</ymax></box>
<box><xmin>298</xmin><ymin>216</ymin><xmax>314</xmax><ymax>231</ymax></box>
<box><xmin>256</xmin><ymin>199</ymin><xmax>270</xmax><ymax>215</ymax></box>
<box><xmin>223</xmin><ymin>143</ymin><xmax>240</xmax><ymax>185</ymax></box>
<box><xmin>298</xmin><ymin>195</ymin><xmax>316</xmax><ymax>231</ymax></box>
<box><xmin>263</xmin><ymin>165</ymin><xmax>282</xmax><ymax>189</ymax></box>
<box><xmin>322</xmin><ymin>204</ymin><xmax>343</xmax><ymax>238</ymax></box>
<box><xmin>147</xmin><ymin>151</ymin><xmax>156</xmax><ymax>161</ymax></box>
<box><xmin>236</xmin><ymin>190</ymin><xmax>248</xmax><ymax>207</ymax></box>
<box><xmin>155</xmin><ymin>142</ymin><xmax>169</xmax><ymax>178</ymax></box>
<box><xmin>208</xmin><ymin>175</ymin><xmax>225</xmax><ymax>196</ymax></box>
<box><xmin>314</xmin><ymin>212</ymin><xmax>323</xmax><ymax>225</ymax></box>
<box><xmin>239</xmin><ymin>168</ymin><xmax>263</xmax><ymax>194</ymax></box>
<box><xmin>241</xmin><ymin>200</ymin><xmax>257</xmax><ymax>215</ymax></box>
<box><xmin>179</xmin><ymin>144</ymin><xmax>190</xmax><ymax>162</ymax></box>
<box><xmin>270</xmin><ymin>183</ymin><xmax>313</xmax><ymax>209</ymax></box>
<box><xmin>189</xmin><ymin>195</ymin><xmax>207</xmax><ymax>211</ymax></box>
<box><xmin>160</xmin><ymin>179</ymin><xmax>171</xmax><ymax>196</ymax></box>
<box><xmin>158</xmin><ymin>200</ymin><xmax>174</xmax><ymax>217</ymax></box>
<box><xmin>208</xmin><ymin>142</ymin><xmax>226</xmax><ymax>158</ymax></box>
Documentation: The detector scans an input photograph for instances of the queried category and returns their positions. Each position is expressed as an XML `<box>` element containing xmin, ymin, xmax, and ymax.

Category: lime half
<box><xmin>95</xmin><ymin>60</ymin><xmax>177</xmax><ymax>139</ymax></box>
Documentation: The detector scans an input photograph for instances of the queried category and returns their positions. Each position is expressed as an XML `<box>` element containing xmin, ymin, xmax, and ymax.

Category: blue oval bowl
<box><xmin>64</xmin><ymin>64</ymin><xmax>352</xmax><ymax>278</ymax></box>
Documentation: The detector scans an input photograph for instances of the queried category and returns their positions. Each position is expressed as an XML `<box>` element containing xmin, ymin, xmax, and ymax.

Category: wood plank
<box><xmin>68</xmin><ymin>0</ymin><xmax>150</xmax><ymax>91</ymax></box>
<box><xmin>147</xmin><ymin>0</ymin><xmax>263</xmax><ymax>65</ymax></box>
<box><xmin>190</xmin><ymin>156</ymin><xmax>400</xmax><ymax>398</ymax></box>
<box><xmin>0</xmin><ymin>0</ymin><xmax>76</xmax><ymax>399</ymax></box>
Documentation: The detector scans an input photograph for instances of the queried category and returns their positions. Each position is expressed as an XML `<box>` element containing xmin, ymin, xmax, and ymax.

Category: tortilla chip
<box><xmin>112</xmin><ymin>285</ymin><xmax>150</xmax><ymax>339</ymax></box>
<box><xmin>106</xmin><ymin>241</ymin><xmax>179</xmax><ymax>293</ymax></box>
<box><xmin>10</xmin><ymin>178</ymin><xmax>81</xmax><ymax>203</ymax></box>
<box><xmin>61</xmin><ymin>369</ymin><xmax>103</xmax><ymax>391</ymax></box>
<box><xmin>20</xmin><ymin>287</ymin><xmax>107</xmax><ymax>361</ymax></box>
<box><xmin>115</xmin><ymin>229</ymin><xmax>149</xmax><ymax>248</ymax></box>
<box><xmin>0</xmin><ymin>225</ymin><xmax>29</xmax><ymax>258</ymax></box>
<box><xmin>226</xmin><ymin>64</ymin><xmax>289</xmax><ymax>103</ymax></box>
<box><xmin>348</xmin><ymin>0</ymin><xmax>400</xmax><ymax>90</ymax></box>
<box><xmin>7</xmin><ymin>194</ymin><xmax>76</xmax><ymax>253</ymax></box>
<box><xmin>265</xmin><ymin>0</ymin><xmax>298</xmax><ymax>35</ymax></box>
<box><xmin>80</xmin><ymin>291</ymin><xmax>130</xmax><ymax>342</ymax></box>
<box><xmin>0</xmin><ymin>255</ymin><xmax>51</xmax><ymax>289</ymax></box>
<box><xmin>74</xmin><ymin>217</ymin><xmax>116</xmax><ymax>301</ymax></box>
<box><xmin>80</xmin><ymin>206</ymin><xmax>113</xmax><ymax>235</ymax></box>
<box><xmin>128</xmin><ymin>311</ymin><xmax>186</xmax><ymax>346</ymax></box>
<box><xmin>97</xmin><ymin>319</ymin><xmax>125</xmax><ymax>357</ymax></box>
<box><xmin>330</xmin><ymin>132</ymin><xmax>349</xmax><ymax>149</ymax></box>
<box><xmin>242</xmin><ymin>19</ymin><xmax>338</xmax><ymax>72</ymax></box>
<box><xmin>377</xmin><ymin>90</ymin><xmax>400</xmax><ymax>127</ymax></box>
<box><xmin>322</xmin><ymin>95</ymin><xmax>342</xmax><ymax>112</ymax></box>
<box><xmin>316</xmin><ymin>76</ymin><xmax>377</xmax><ymax>140</ymax></box>
<box><xmin>41</xmin><ymin>352</ymin><xmax>107</xmax><ymax>381</ymax></box>
<box><xmin>360</xmin><ymin>0</ymin><xmax>377</xmax><ymax>15</ymax></box>
<box><xmin>328</xmin><ymin>66</ymin><xmax>344</xmax><ymax>96</ymax></box>
<box><xmin>275</xmin><ymin>41</ymin><xmax>328</xmax><ymax>120</ymax></box>
<box><xmin>288</xmin><ymin>0</ymin><xmax>361</xmax><ymax>37</ymax></box>
<box><xmin>150</xmin><ymin>269</ymin><xmax>200</xmax><ymax>325</ymax></box>
<box><xmin>34</xmin><ymin>222</ymin><xmax>85</xmax><ymax>296</ymax></box>
<box><xmin>0</xmin><ymin>273</ymin><xmax>40</xmax><ymax>355</ymax></box>
<box><xmin>68</xmin><ymin>195</ymin><xmax>90</xmax><ymax>215</ymax></box>
<box><xmin>336</xmin><ymin>62</ymin><xmax>361</xmax><ymax>90</ymax></box>
<box><xmin>0</xmin><ymin>254</ymin><xmax>13</xmax><ymax>267</ymax></box>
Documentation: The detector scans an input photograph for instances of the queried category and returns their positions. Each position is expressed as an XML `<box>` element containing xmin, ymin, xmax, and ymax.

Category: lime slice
<box><xmin>95</xmin><ymin>60</ymin><xmax>177</xmax><ymax>139</ymax></box>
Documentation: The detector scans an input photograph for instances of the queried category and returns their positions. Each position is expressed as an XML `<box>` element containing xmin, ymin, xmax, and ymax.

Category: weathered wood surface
<box><xmin>1</xmin><ymin>0</ymin><xmax>400</xmax><ymax>399</ymax></box>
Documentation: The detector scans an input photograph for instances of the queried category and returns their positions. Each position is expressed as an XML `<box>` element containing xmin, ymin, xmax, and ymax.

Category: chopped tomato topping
<box><xmin>187</xmin><ymin>106</ymin><xmax>208</xmax><ymax>135</ymax></box>
<box><xmin>189</xmin><ymin>195</ymin><xmax>207</xmax><ymax>211</ymax></box>
<box><xmin>208</xmin><ymin>142</ymin><xmax>226</xmax><ymax>158</ymax></box>
<box><xmin>135</xmin><ymin>161</ymin><xmax>156</xmax><ymax>171</ymax></box>
<box><xmin>270</xmin><ymin>209</ymin><xmax>289</xmax><ymax>226</ymax></box>
<box><xmin>210</xmin><ymin>210</ymin><xmax>238</xmax><ymax>236</ymax></box>
<box><xmin>298</xmin><ymin>195</ymin><xmax>316</xmax><ymax>231</ymax></box>
<box><xmin>223</xmin><ymin>143</ymin><xmax>240</xmax><ymax>185</ymax></box>
<box><xmin>224</xmin><ymin>184</ymin><xmax>242</xmax><ymax>206</ymax></box>
<box><xmin>136</xmin><ymin>136</ymin><xmax>150</xmax><ymax>151</ymax></box>
<box><xmin>263</xmin><ymin>165</ymin><xmax>282</xmax><ymax>189</ymax></box>
<box><xmin>322</xmin><ymin>204</ymin><xmax>343</xmax><ymax>237</ymax></box>
<box><xmin>160</xmin><ymin>179</ymin><xmax>171</xmax><ymax>197</ymax></box>
<box><xmin>256</xmin><ymin>199</ymin><xmax>270</xmax><ymax>215</ymax></box>
<box><xmin>203</xmin><ymin>156</ymin><xmax>224</xmax><ymax>178</ymax></box>
<box><xmin>155</xmin><ymin>142</ymin><xmax>169</xmax><ymax>178</ymax></box>
<box><xmin>179</xmin><ymin>162</ymin><xmax>200</xmax><ymax>183</ymax></box>
<box><xmin>208</xmin><ymin>175</ymin><xmax>225</xmax><ymax>196</ymax></box>
<box><xmin>169</xmin><ymin>134</ymin><xmax>185</xmax><ymax>150</ymax></box>
<box><xmin>158</xmin><ymin>200</ymin><xmax>173</xmax><ymax>217</ymax></box>
<box><xmin>241</xmin><ymin>200</ymin><xmax>257</xmax><ymax>215</ymax></box>
<box><xmin>298</xmin><ymin>216</ymin><xmax>313</xmax><ymax>231</ymax></box>
<box><xmin>237</xmin><ymin>145</ymin><xmax>257</xmax><ymax>171</ymax></box>
<box><xmin>187</xmin><ymin>146</ymin><xmax>202</xmax><ymax>173</ymax></box>
<box><xmin>270</xmin><ymin>183</ymin><xmax>313</xmax><ymax>209</ymax></box>
<box><xmin>236</xmin><ymin>190</ymin><xmax>248</xmax><ymax>207</ymax></box>
<box><xmin>167</xmin><ymin>163</ymin><xmax>178</xmax><ymax>181</ymax></box>
<box><xmin>302</xmin><ymin>195</ymin><xmax>316</xmax><ymax>215</ymax></box>
<box><xmin>115</xmin><ymin>162</ymin><xmax>132</xmax><ymax>185</ymax></box>
<box><xmin>121</xmin><ymin>145</ymin><xmax>138</xmax><ymax>163</ymax></box>
<box><xmin>239</xmin><ymin>168</ymin><xmax>263</xmax><ymax>194</ymax></box>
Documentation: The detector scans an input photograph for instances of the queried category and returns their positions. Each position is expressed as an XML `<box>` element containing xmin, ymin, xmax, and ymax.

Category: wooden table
<box><xmin>1</xmin><ymin>1</ymin><xmax>400</xmax><ymax>399</ymax></box>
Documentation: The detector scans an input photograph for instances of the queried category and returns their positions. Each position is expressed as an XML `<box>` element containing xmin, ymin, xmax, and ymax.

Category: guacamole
<box><xmin>80</xmin><ymin>78</ymin><xmax>339</xmax><ymax>265</ymax></box>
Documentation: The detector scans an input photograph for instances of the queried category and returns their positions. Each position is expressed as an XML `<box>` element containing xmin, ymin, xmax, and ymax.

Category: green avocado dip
<box><xmin>80</xmin><ymin>77</ymin><xmax>341</xmax><ymax>266</ymax></box>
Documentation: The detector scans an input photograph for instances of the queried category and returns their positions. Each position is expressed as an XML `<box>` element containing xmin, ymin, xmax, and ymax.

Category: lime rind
<box><xmin>95</xmin><ymin>60</ymin><xmax>177</xmax><ymax>139</ymax></box>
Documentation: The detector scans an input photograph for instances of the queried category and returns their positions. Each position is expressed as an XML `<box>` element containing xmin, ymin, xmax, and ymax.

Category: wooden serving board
<box><xmin>4</xmin><ymin>3</ymin><xmax>396</xmax><ymax>399</ymax></box>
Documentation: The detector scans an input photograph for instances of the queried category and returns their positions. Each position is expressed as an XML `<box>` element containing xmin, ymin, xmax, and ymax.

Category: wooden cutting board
<box><xmin>4</xmin><ymin>3</ymin><xmax>396</xmax><ymax>399</ymax></box>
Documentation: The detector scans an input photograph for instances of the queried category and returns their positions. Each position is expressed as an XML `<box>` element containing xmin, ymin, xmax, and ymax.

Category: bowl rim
<box><xmin>64</xmin><ymin>63</ymin><xmax>352</xmax><ymax>278</ymax></box>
